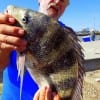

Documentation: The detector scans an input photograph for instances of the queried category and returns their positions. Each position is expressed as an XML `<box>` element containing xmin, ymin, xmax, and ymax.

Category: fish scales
<box><xmin>7</xmin><ymin>5</ymin><xmax>85</xmax><ymax>100</ymax></box>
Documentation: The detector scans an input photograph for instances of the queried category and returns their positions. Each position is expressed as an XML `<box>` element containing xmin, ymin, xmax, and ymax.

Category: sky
<box><xmin>0</xmin><ymin>0</ymin><xmax>100</xmax><ymax>31</ymax></box>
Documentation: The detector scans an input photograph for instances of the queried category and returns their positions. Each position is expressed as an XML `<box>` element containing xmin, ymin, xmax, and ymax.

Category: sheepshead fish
<box><xmin>7</xmin><ymin>5</ymin><xmax>85</xmax><ymax>100</ymax></box>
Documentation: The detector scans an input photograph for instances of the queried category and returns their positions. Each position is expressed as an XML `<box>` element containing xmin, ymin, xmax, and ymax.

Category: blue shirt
<box><xmin>2</xmin><ymin>51</ymin><xmax>38</xmax><ymax>100</ymax></box>
<box><xmin>2</xmin><ymin>21</ymin><xmax>74</xmax><ymax>100</ymax></box>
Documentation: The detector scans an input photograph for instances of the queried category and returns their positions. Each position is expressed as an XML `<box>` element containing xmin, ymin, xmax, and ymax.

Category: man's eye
<box><xmin>22</xmin><ymin>16</ymin><xmax>29</xmax><ymax>24</ymax></box>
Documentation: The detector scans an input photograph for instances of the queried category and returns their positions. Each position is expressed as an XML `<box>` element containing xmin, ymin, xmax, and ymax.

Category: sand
<box><xmin>80</xmin><ymin>40</ymin><xmax>100</xmax><ymax>100</ymax></box>
<box><xmin>83</xmin><ymin>70</ymin><xmax>100</xmax><ymax>100</ymax></box>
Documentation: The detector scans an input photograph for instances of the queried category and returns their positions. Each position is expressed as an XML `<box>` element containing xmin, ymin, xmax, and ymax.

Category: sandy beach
<box><xmin>80</xmin><ymin>40</ymin><xmax>100</xmax><ymax>100</ymax></box>
<box><xmin>83</xmin><ymin>70</ymin><xmax>100</xmax><ymax>100</ymax></box>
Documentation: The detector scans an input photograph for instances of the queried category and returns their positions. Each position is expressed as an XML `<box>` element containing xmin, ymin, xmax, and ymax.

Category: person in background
<box><xmin>90</xmin><ymin>28</ymin><xmax>96</xmax><ymax>41</ymax></box>
<box><xmin>0</xmin><ymin>0</ymin><xmax>71</xmax><ymax>100</ymax></box>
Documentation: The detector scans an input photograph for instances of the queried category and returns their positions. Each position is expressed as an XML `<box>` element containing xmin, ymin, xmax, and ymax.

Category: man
<box><xmin>0</xmin><ymin>0</ymin><xmax>70</xmax><ymax>99</ymax></box>
<box><xmin>90</xmin><ymin>29</ymin><xmax>96</xmax><ymax>41</ymax></box>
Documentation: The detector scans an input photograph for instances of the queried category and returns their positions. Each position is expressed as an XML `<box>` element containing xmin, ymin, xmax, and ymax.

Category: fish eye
<box><xmin>22</xmin><ymin>16</ymin><xmax>29</xmax><ymax>24</ymax></box>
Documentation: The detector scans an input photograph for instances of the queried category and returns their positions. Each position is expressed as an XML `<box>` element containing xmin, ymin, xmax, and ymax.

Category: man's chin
<box><xmin>47</xmin><ymin>11</ymin><xmax>59</xmax><ymax>19</ymax></box>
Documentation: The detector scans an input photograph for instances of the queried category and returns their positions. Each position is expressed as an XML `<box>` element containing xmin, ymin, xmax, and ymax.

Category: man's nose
<box><xmin>55</xmin><ymin>0</ymin><xmax>61</xmax><ymax>3</ymax></box>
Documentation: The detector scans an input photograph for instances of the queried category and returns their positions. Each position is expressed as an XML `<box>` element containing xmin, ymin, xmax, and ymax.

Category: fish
<box><xmin>7</xmin><ymin>5</ymin><xmax>85</xmax><ymax>100</ymax></box>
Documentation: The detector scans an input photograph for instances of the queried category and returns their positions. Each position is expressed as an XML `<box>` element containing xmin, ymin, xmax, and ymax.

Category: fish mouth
<box><xmin>6</xmin><ymin>5</ymin><xmax>14</xmax><ymax>15</ymax></box>
<box><xmin>47</xmin><ymin>2</ymin><xmax>60</xmax><ymax>14</ymax></box>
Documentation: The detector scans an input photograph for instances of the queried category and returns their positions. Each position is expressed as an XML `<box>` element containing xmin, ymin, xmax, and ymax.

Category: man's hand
<box><xmin>0</xmin><ymin>13</ymin><xmax>27</xmax><ymax>70</ymax></box>
<box><xmin>33</xmin><ymin>86</ymin><xmax>60</xmax><ymax>100</ymax></box>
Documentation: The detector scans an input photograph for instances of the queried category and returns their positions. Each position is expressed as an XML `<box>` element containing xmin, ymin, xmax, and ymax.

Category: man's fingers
<box><xmin>0</xmin><ymin>42</ymin><xmax>26</xmax><ymax>52</ymax></box>
<box><xmin>0</xmin><ymin>34</ymin><xmax>27</xmax><ymax>47</ymax></box>
<box><xmin>0</xmin><ymin>13</ymin><xmax>15</xmax><ymax>24</ymax></box>
<box><xmin>0</xmin><ymin>42</ymin><xmax>16</xmax><ymax>51</ymax></box>
<box><xmin>39</xmin><ymin>87</ymin><xmax>47</xmax><ymax>100</ymax></box>
<box><xmin>33</xmin><ymin>90</ymin><xmax>40</xmax><ymax>100</ymax></box>
<box><xmin>53</xmin><ymin>93</ymin><xmax>61</xmax><ymax>100</ymax></box>
<box><xmin>33</xmin><ymin>87</ymin><xmax>61</xmax><ymax>100</ymax></box>
<box><xmin>0</xmin><ymin>24</ymin><xmax>25</xmax><ymax>36</ymax></box>
<box><xmin>45</xmin><ymin>86</ymin><xmax>52</xmax><ymax>100</ymax></box>
<box><xmin>0</xmin><ymin>13</ymin><xmax>25</xmax><ymax>37</ymax></box>
<box><xmin>34</xmin><ymin>87</ymin><xmax>47</xmax><ymax>100</ymax></box>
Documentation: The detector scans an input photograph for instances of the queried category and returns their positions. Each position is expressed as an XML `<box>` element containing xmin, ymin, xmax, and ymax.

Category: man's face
<box><xmin>39</xmin><ymin>0</ymin><xmax>69</xmax><ymax>20</ymax></box>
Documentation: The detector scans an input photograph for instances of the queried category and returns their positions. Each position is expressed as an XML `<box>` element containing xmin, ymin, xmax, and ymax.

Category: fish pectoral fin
<box><xmin>17</xmin><ymin>52</ymin><xmax>26</xmax><ymax>100</ymax></box>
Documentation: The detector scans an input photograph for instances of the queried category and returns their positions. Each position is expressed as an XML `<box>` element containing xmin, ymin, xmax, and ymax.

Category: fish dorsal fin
<box><xmin>63</xmin><ymin>26</ymin><xmax>85</xmax><ymax>100</ymax></box>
